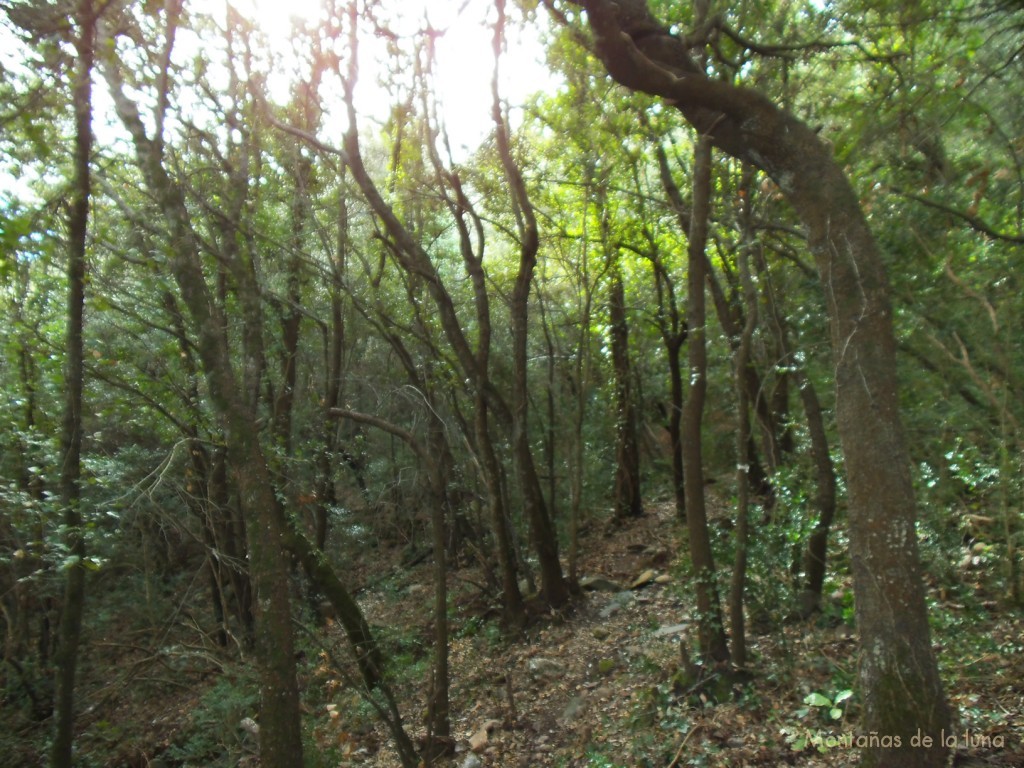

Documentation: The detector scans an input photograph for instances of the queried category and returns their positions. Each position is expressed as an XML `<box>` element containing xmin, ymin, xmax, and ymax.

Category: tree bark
<box><xmin>608</xmin><ymin>260</ymin><xmax>644</xmax><ymax>522</ymax></box>
<box><xmin>51</xmin><ymin>5</ymin><xmax>93</xmax><ymax>764</ymax></box>
<box><xmin>682</xmin><ymin>133</ymin><xmax>730</xmax><ymax>664</ymax></box>
<box><xmin>573</xmin><ymin>1</ymin><xmax>952</xmax><ymax>763</ymax></box>
<box><xmin>729</xmin><ymin>172</ymin><xmax>760</xmax><ymax>671</ymax></box>
<box><xmin>494</xmin><ymin>0</ymin><xmax>569</xmax><ymax>605</ymax></box>
<box><xmin>756</xmin><ymin>248</ymin><xmax>838</xmax><ymax>616</ymax></box>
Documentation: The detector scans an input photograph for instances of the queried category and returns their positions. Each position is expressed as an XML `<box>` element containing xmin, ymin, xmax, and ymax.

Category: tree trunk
<box><xmin>575</xmin><ymin>1</ymin><xmax>952</xmax><ymax>762</ymax></box>
<box><xmin>608</xmin><ymin>263</ymin><xmax>644</xmax><ymax>522</ymax></box>
<box><xmin>51</xmin><ymin>5</ymin><xmax>93</xmax><ymax>764</ymax></box>
<box><xmin>103</xmin><ymin>54</ymin><xmax>304</xmax><ymax>765</ymax></box>
<box><xmin>493</xmin><ymin>0</ymin><xmax>570</xmax><ymax>606</ymax></box>
<box><xmin>729</xmin><ymin>178</ymin><xmax>760</xmax><ymax>670</ymax></box>
<box><xmin>756</xmin><ymin>247</ymin><xmax>838</xmax><ymax>616</ymax></box>
<box><xmin>656</xmin><ymin>144</ymin><xmax>779</xmax><ymax>503</ymax></box>
<box><xmin>681</xmin><ymin>133</ymin><xmax>730</xmax><ymax>665</ymax></box>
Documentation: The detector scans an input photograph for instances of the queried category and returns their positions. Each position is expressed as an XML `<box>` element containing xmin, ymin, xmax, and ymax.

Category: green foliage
<box><xmin>164</xmin><ymin>672</ymin><xmax>259</xmax><ymax>767</ymax></box>
<box><xmin>1</xmin><ymin>0</ymin><xmax>1023</xmax><ymax>763</ymax></box>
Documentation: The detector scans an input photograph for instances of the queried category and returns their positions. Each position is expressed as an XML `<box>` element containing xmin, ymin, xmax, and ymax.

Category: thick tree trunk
<box><xmin>575</xmin><ymin>1</ymin><xmax>952</xmax><ymax>763</ymax></box>
<box><xmin>51</xmin><ymin>6</ymin><xmax>93</xmax><ymax>765</ymax></box>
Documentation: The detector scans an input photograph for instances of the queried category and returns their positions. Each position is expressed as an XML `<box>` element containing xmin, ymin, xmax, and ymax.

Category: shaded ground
<box><xmin>321</xmin><ymin>500</ymin><xmax>1024</xmax><ymax>768</ymax></box>
<box><xmin>4</xmin><ymin>499</ymin><xmax>1022</xmax><ymax>767</ymax></box>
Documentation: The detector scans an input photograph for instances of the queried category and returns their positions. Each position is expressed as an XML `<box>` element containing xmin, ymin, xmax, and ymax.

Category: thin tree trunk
<box><xmin>329</xmin><ymin>407</ymin><xmax>451</xmax><ymax>760</ymax></box>
<box><xmin>755</xmin><ymin>241</ymin><xmax>839</xmax><ymax>615</ymax></box>
<box><xmin>682</xmin><ymin>133</ymin><xmax>730</xmax><ymax>664</ymax></box>
<box><xmin>51</xmin><ymin>5</ymin><xmax>93</xmax><ymax>764</ymax></box>
<box><xmin>729</xmin><ymin>185</ymin><xmax>760</xmax><ymax>670</ymax></box>
<box><xmin>493</xmin><ymin>0</ymin><xmax>569</xmax><ymax>606</ymax></box>
<box><xmin>608</xmin><ymin>262</ymin><xmax>644</xmax><ymax>521</ymax></box>
<box><xmin>655</xmin><ymin>144</ymin><xmax>778</xmax><ymax>503</ymax></box>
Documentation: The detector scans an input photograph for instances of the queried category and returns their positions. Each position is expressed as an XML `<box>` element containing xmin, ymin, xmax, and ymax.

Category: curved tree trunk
<box><xmin>495</xmin><ymin>1</ymin><xmax>570</xmax><ymax>604</ymax></box>
<box><xmin>573</xmin><ymin>1</ymin><xmax>951</xmax><ymax>764</ymax></box>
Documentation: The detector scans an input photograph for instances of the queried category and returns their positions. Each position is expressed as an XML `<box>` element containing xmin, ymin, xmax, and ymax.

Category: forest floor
<box><xmin>324</xmin><ymin>498</ymin><xmax>1024</xmax><ymax>768</ymax></box>
<box><xmin>5</xmin><ymin>499</ymin><xmax>1024</xmax><ymax>767</ymax></box>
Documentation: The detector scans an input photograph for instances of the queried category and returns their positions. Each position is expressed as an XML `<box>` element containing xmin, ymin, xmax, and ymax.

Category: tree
<box><xmin>50</xmin><ymin>3</ymin><xmax>93</xmax><ymax>765</ymax></box>
<box><xmin>564</xmin><ymin>0</ymin><xmax>952</xmax><ymax>763</ymax></box>
<box><xmin>99</xmin><ymin>8</ymin><xmax>305</xmax><ymax>762</ymax></box>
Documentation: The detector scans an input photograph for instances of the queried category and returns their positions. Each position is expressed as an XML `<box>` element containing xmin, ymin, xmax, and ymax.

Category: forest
<box><xmin>0</xmin><ymin>0</ymin><xmax>1022</xmax><ymax>766</ymax></box>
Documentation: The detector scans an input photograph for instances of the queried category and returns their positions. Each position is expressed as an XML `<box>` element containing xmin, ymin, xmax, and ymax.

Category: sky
<box><xmin>0</xmin><ymin>1</ymin><xmax>560</xmax><ymax>205</ymax></box>
<box><xmin>234</xmin><ymin>0</ymin><xmax>558</xmax><ymax>154</ymax></box>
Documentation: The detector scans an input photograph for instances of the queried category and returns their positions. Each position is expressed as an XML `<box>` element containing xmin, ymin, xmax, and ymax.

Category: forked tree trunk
<box><xmin>574</xmin><ymin>1</ymin><xmax>952</xmax><ymax>764</ymax></box>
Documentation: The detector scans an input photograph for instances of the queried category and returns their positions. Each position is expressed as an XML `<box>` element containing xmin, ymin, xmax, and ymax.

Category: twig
<box><xmin>666</xmin><ymin>722</ymin><xmax>703</xmax><ymax>768</ymax></box>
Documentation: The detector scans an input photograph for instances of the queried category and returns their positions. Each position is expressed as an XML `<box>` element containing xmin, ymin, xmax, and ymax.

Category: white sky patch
<box><xmin>235</xmin><ymin>0</ymin><xmax>556</xmax><ymax>154</ymax></box>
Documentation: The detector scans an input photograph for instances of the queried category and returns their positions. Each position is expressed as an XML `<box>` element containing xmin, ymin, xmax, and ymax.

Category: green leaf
<box><xmin>804</xmin><ymin>692</ymin><xmax>831</xmax><ymax>707</ymax></box>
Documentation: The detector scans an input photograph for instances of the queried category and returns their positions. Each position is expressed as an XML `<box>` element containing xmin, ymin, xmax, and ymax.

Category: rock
<box><xmin>652</xmin><ymin>622</ymin><xmax>689</xmax><ymax>638</ymax></box>
<box><xmin>599</xmin><ymin>591</ymin><xmax>634</xmax><ymax>618</ymax></box>
<box><xmin>468</xmin><ymin>728</ymin><xmax>488</xmax><ymax>752</ymax></box>
<box><xmin>631</xmin><ymin>569</ymin><xmax>657</xmax><ymax>589</ymax></box>
<box><xmin>580</xmin><ymin>575</ymin><xmax>624</xmax><ymax>592</ymax></box>
<box><xmin>468</xmin><ymin>719</ymin><xmax>501</xmax><ymax>753</ymax></box>
<box><xmin>597</xmin><ymin>658</ymin><xmax>616</xmax><ymax>675</ymax></box>
<box><xmin>591</xmin><ymin>626</ymin><xmax>611</xmax><ymax>640</ymax></box>
<box><xmin>460</xmin><ymin>754</ymin><xmax>483</xmax><ymax>768</ymax></box>
<box><xmin>528</xmin><ymin>657</ymin><xmax>564</xmax><ymax>680</ymax></box>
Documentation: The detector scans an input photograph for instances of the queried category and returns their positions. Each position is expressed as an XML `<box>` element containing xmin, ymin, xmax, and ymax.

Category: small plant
<box><xmin>798</xmin><ymin>689</ymin><xmax>853</xmax><ymax>723</ymax></box>
<box><xmin>781</xmin><ymin>689</ymin><xmax>855</xmax><ymax>753</ymax></box>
